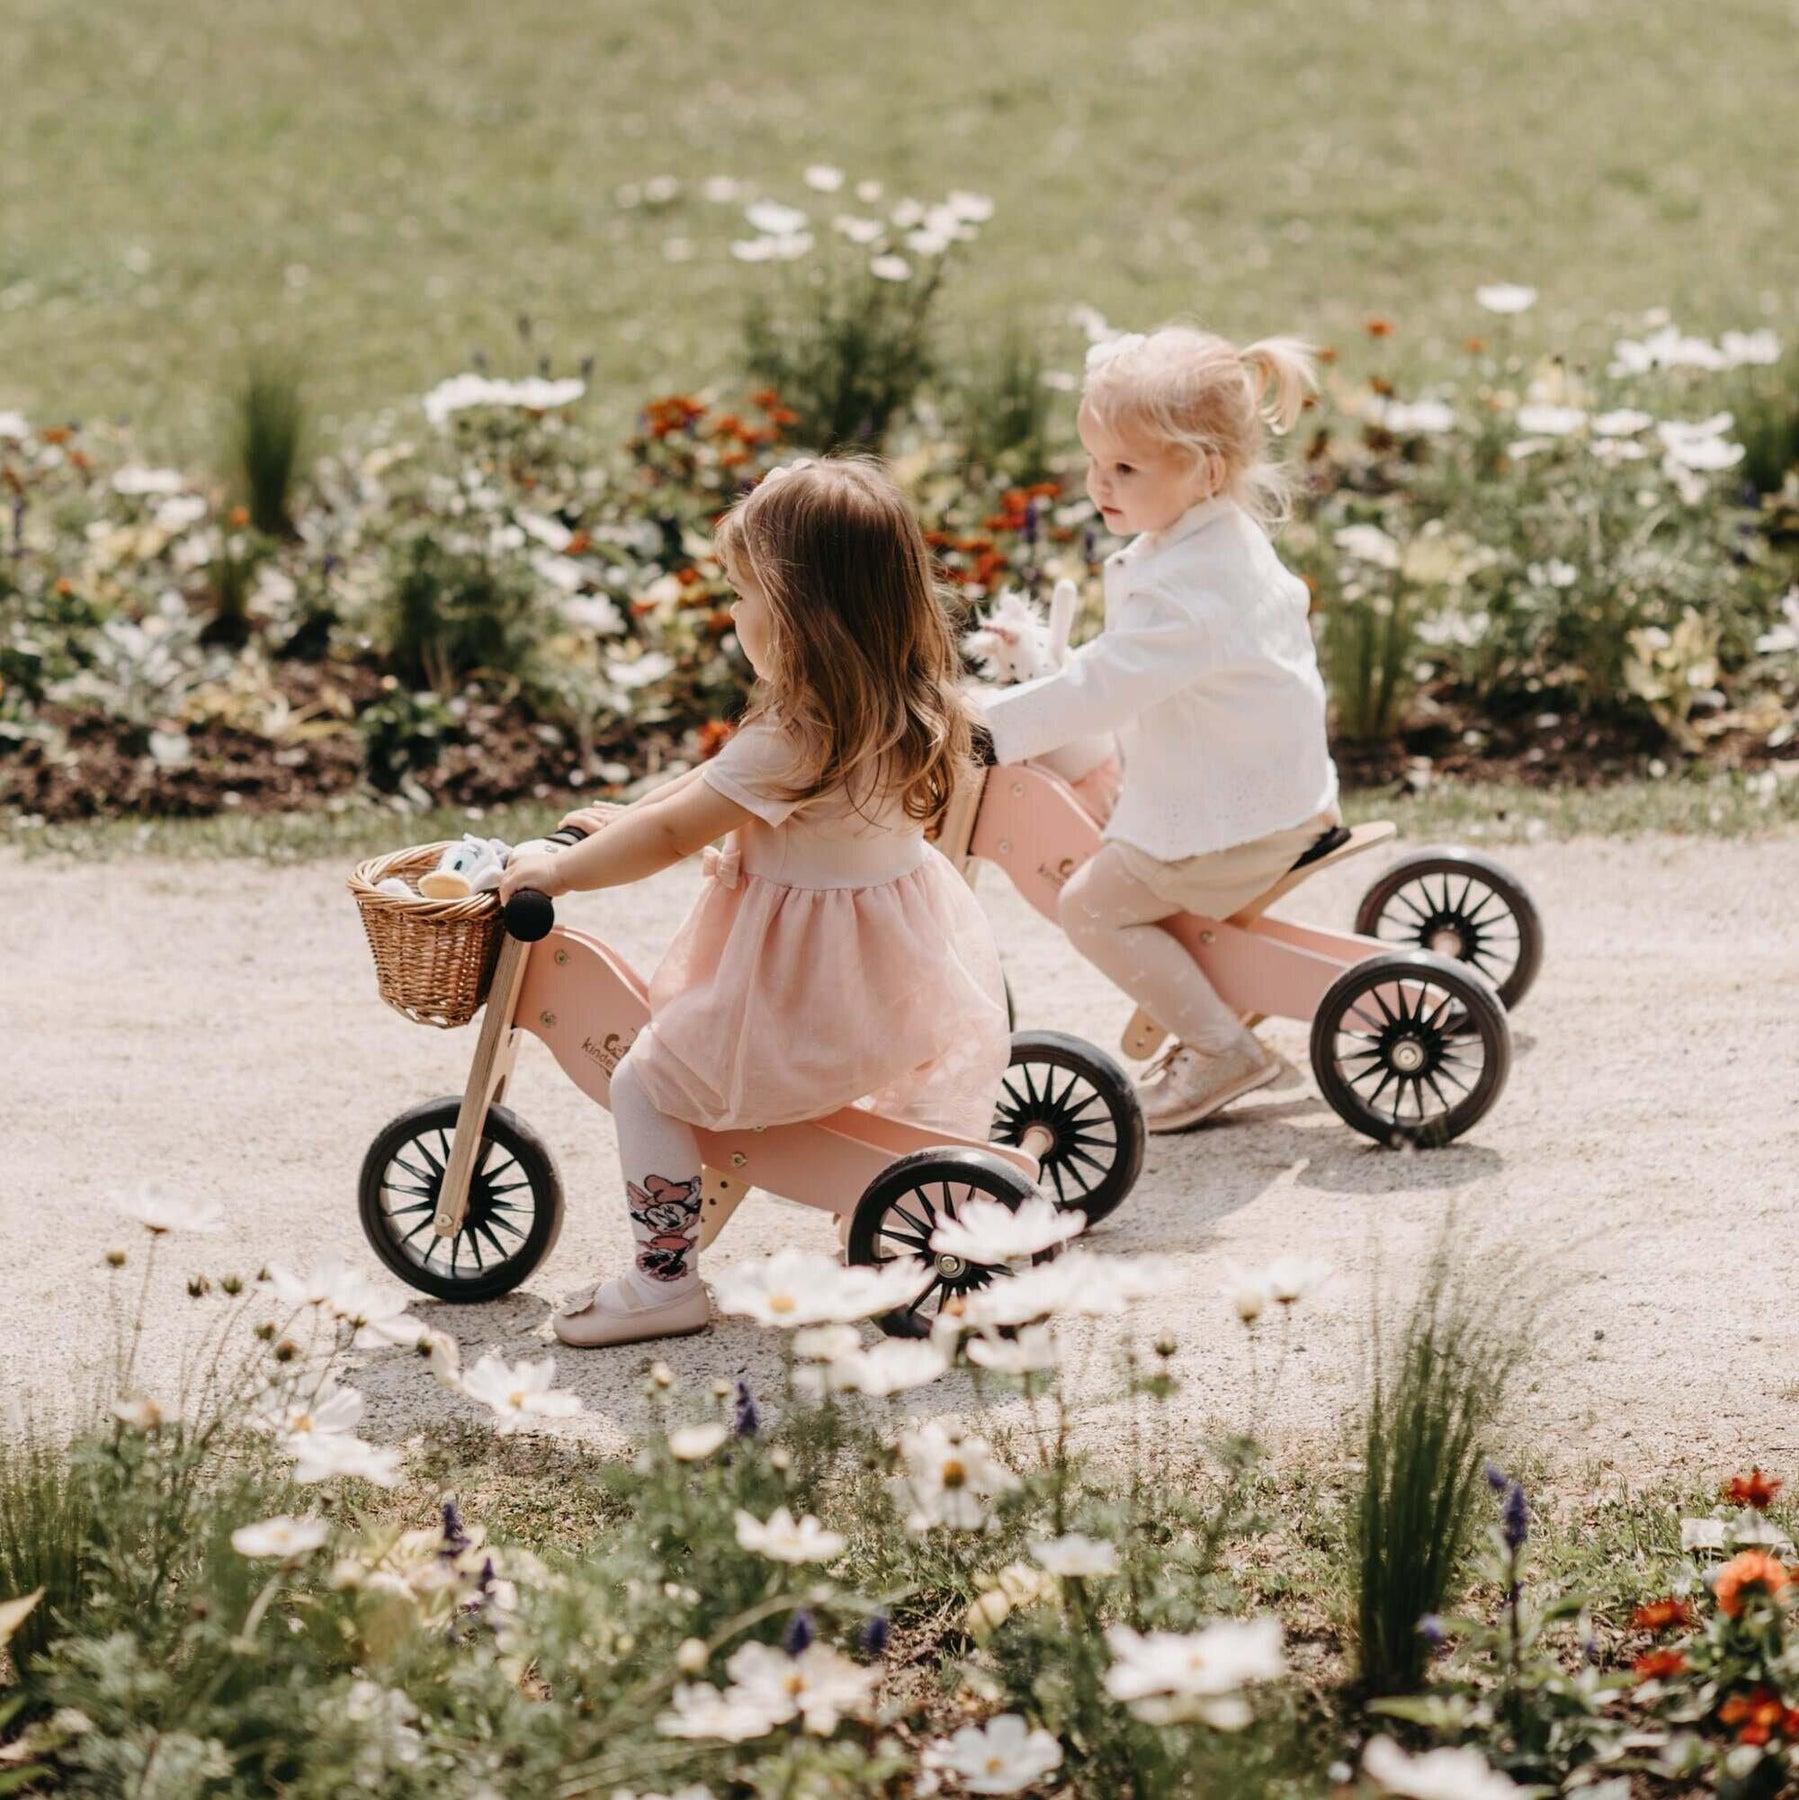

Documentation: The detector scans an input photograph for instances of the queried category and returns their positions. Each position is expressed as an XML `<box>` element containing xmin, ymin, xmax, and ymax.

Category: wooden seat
<box><xmin>1119</xmin><ymin>821</ymin><xmax>1399</xmax><ymax>1061</ymax></box>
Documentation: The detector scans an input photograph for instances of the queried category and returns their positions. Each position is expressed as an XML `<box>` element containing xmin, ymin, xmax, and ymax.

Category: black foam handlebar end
<box><xmin>503</xmin><ymin>889</ymin><xmax>556</xmax><ymax>942</ymax></box>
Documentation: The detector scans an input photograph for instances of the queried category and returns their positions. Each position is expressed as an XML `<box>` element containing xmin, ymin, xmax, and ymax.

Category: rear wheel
<box><xmin>358</xmin><ymin>1098</ymin><xmax>563</xmax><ymax>1301</ymax></box>
<box><xmin>990</xmin><ymin>1030</ymin><xmax>1144</xmax><ymax>1226</ymax></box>
<box><xmin>1310</xmin><ymin>952</ymin><xmax>1511</xmax><ymax>1148</ymax></box>
<box><xmin>1354</xmin><ymin>849</ymin><xmax>1543</xmax><ymax>1009</ymax></box>
<box><xmin>845</xmin><ymin>1148</ymin><xmax>1044</xmax><ymax>1338</ymax></box>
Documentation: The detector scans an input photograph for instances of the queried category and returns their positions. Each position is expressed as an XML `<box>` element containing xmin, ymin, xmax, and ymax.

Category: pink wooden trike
<box><xmin>933</xmin><ymin>759</ymin><xmax>1542</xmax><ymax>1147</ymax></box>
<box><xmin>355</xmin><ymin>828</ymin><xmax>1147</xmax><ymax>1334</ymax></box>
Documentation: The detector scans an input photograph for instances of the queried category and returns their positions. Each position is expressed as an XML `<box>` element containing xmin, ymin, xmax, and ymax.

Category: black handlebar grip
<box><xmin>501</xmin><ymin>821</ymin><xmax>594</xmax><ymax>940</ymax></box>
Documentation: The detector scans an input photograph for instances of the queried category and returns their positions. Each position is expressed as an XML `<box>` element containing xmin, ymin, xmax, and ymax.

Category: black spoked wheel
<box><xmin>1310</xmin><ymin>952</ymin><xmax>1511</xmax><ymax>1148</ymax></box>
<box><xmin>358</xmin><ymin>1098</ymin><xmax>564</xmax><ymax>1301</ymax></box>
<box><xmin>1353</xmin><ymin>848</ymin><xmax>1543</xmax><ymax>1009</ymax></box>
<box><xmin>991</xmin><ymin>1030</ymin><xmax>1145</xmax><ymax>1227</ymax></box>
<box><xmin>846</xmin><ymin>1148</ymin><xmax>1044</xmax><ymax>1339</ymax></box>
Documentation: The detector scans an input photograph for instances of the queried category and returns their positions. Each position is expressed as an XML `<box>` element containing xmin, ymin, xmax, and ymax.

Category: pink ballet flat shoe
<box><xmin>552</xmin><ymin>1277</ymin><xmax>712</xmax><ymax>1349</ymax></box>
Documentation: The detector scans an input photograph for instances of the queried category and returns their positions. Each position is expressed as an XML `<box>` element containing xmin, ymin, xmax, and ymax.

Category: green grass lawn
<box><xmin>3</xmin><ymin>0</ymin><xmax>1794</xmax><ymax>455</ymax></box>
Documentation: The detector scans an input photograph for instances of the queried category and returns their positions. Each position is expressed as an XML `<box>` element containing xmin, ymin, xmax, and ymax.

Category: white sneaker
<box><xmin>1137</xmin><ymin>1037</ymin><xmax>1281</xmax><ymax>1133</ymax></box>
<box><xmin>552</xmin><ymin>1276</ymin><xmax>712</xmax><ymax>1348</ymax></box>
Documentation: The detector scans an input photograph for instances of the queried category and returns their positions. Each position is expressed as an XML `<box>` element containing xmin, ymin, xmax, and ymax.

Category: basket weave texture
<box><xmin>347</xmin><ymin>842</ymin><xmax>503</xmax><ymax>1028</ymax></box>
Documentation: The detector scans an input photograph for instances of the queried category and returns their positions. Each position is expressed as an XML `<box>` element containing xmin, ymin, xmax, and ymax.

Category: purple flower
<box><xmin>1502</xmin><ymin>1480</ymin><xmax>1529</xmax><ymax>1552</ymax></box>
<box><xmin>783</xmin><ymin>1608</ymin><xmax>814</xmax><ymax>1656</ymax></box>
<box><xmin>1418</xmin><ymin>1614</ymin><xmax>1446</xmax><ymax>1649</ymax></box>
<box><xmin>733</xmin><ymin>1379</ymin><xmax>760</xmax><ymax>1438</ymax></box>
<box><xmin>440</xmin><ymin>1499</ymin><xmax>471</xmax><ymax>1556</ymax></box>
<box><xmin>861</xmin><ymin>1611</ymin><xmax>890</xmax><ymax>1656</ymax></box>
<box><xmin>1485</xmin><ymin>1462</ymin><xmax>1509</xmax><ymax>1494</ymax></box>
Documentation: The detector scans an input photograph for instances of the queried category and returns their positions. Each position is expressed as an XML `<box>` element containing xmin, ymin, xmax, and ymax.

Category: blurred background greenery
<box><xmin>4</xmin><ymin>0</ymin><xmax>1795</xmax><ymax>451</ymax></box>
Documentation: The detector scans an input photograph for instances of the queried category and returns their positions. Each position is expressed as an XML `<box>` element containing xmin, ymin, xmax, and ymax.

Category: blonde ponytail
<box><xmin>1240</xmin><ymin>337</ymin><xmax>1317</xmax><ymax>434</ymax></box>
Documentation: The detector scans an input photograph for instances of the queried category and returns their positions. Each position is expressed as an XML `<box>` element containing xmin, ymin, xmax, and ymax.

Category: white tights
<box><xmin>609</xmin><ymin>1053</ymin><xmax>704</xmax><ymax>1301</ymax></box>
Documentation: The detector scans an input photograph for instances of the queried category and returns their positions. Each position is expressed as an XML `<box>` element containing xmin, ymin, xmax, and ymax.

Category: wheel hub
<box><xmin>935</xmin><ymin>1252</ymin><xmax>968</xmax><ymax>1280</ymax></box>
<box><xmin>1388</xmin><ymin>1035</ymin><xmax>1428</xmax><ymax>1074</ymax></box>
<box><xmin>1428</xmin><ymin>925</ymin><xmax>1466</xmax><ymax>958</ymax></box>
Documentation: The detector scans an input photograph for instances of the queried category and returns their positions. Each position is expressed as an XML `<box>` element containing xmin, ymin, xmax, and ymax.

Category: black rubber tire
<box><xmin>1310</xmin><ymin>951</ymin><xmax>1511</xmax><ymax>1148</ymax></box>
<box><xmin>845</xmin><ymin>1147</ymin><xmax>1044</xmax><ymax>1338</ymax></box>
<box><xmin>1003</xmin><ymin>972</ymin><xmax>1018</xmax><ymax>1032</ymax></box>
<box><xmin>1353</xmin><ymin>847</ymin><xmax>1543</xmax><ymax>1010</ymax></box>
<box><xmin>359</xmin><ymin>1097</ymin><xmax>564</xmax><ymax>1301</ymax></box>
<box><xmin>991</xmin><ymin>1029</ymin><xmax>1145</xmax><ymax>1227</ymax></box>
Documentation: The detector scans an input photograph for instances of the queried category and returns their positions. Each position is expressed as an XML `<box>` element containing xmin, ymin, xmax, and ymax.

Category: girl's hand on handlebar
<box><xmin>499</xmin><ymin>848</ymin><xmax>570</xmax><ymax>905</ymax></box>
<box><xmin>559</xmin><ymin>803</ymin><xmax>626</xmax><ymax>836</ymax></box>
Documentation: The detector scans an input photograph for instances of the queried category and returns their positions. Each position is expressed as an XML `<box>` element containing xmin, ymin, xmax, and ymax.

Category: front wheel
<box><xmin>990</xmin><ymin>1030</ymin><xmax>1144</xmax><ymax>1227</ymax></box>
<box><xmin>359</xmin><ymin>1098</ymin><xmax>564</xmax><ymax>1301</ymax></box>
<box><xmin>1354</xmin><ymin>848</ymin><xmax>1543</xmax><ymax>1010</ymax></box>
<box><xmin>1310</xmin><ymin>952</ymin><xmax>1511</xmax><ymax>1148</ymax></box>
<box><xmin>846</xmin><ymin>1148</ymin><xmax>1045</xmax><ymax>1338</ymax></box>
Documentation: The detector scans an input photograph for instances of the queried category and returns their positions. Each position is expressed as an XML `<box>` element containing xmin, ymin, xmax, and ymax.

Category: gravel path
<box><xmin>4</xmin><ymin>832</ymin><xmax>1796</xmax><ymax>1484</ymax></box>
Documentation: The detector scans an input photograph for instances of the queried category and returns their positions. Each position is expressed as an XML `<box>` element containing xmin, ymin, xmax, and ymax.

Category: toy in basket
<box><xmin>952</xmin><ymin>589</ymin><xmax>1544</xmax><ymax>1149</ymax></box>
<box><xmin>347</xmin><ymin>826</ymin><xmax>1145</xmax><ymax>1331</ymax></box>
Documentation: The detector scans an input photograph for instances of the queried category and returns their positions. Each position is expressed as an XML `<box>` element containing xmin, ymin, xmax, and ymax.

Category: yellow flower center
<box><xmin>941</xmin><ymin>1459</ymin><xmax>968</xmax><ymax>1490</ymax></box>
<box><xmin>771</xmin><ymin>1293</ymin><xmax>797</xmax><ymax>1314</ymax></box>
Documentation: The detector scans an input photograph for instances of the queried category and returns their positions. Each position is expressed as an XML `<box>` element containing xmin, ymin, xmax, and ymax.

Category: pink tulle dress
<box><xmin>625</xmin><ymin>721</ymin><xmax>1012</xmax><ymax>1143</ymax></box>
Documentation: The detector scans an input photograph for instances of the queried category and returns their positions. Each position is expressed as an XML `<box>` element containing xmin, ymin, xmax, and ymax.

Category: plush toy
<box><xmin>418</xmin><ymin>834</ymin><xmax>511</xmax><ymax>900</ymax></box>
<box><xmin>964</xmin><ymin>581</ymin><xmax>1120</xmax><ymax>820</ymax></box>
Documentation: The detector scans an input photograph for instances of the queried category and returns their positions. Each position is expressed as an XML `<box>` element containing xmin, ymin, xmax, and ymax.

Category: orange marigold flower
<box><xmin>1370</xmin><ymin>376</ymin><xmax>1395</xmax><ymax>397</ymax></box>
<box><xmin>1317</xmin><ymin>347</ymin><xmax>1339</xmax><ymax>365</ymax></box>
<box><xmin>749</xmin><ymin>387</ymin><xmax>782</xmax><ymax>410</ymax></box>
<box><xmin>1726</xmin><ymin>1469</ymin><xmax>1783</xmax><ymax>1510</ymax></box>
<box><xmin>41</xmin><ymin>425</ymin><xmax>72</xmax><ymax>445</ymax></box>
<box><xmin>229</xmin><ymin>505</ymin><xmax>249</xmax><ymax>527</ymax></box>
<box><xmin>630</xmin><ymin>597</ymin><xmax>660</xmax><ymax>617</ymax></box>
<box><xmin>1714</xmin><ymin>1550</ymin><xmax>1790</xmax><ymax>1617</ymax></box>
<box><xmin>1463</xmin><ymin>336</ymin><xmax>1488</xmax><ymax>354</ymax></box>
<box><xmin>54</xmin><ymin>577</ymin><xmax>74</xmax><ymax>596</ymax></box>
<box><xmin>1364</xmin><ymin>318</ymin><xmax>1394</xmax><ymax>338</ymax></box>
<box><xmin>1633</xmin><ymin>1598</ymin><xmax>1695</xmax><ymax>1632</ymax></box>
<box><xmin>1634</xmin><ymin>1649</ymin><xmax>1686</xmax><ymax>1681</ymax></box>
<box><xmin>697</xmin><ymin>719</ymin><xmax>734</xmax><ymax>758</ymax></box>
<box><xmin>565</xmin><ymin>529</ymin><xmax>591</xmax><ymax>556</ymax></box>
<box><xmin>1720</xmin><ymin>1688</ymin><xmax>1787</xmax><ymax>1745</ymax></box>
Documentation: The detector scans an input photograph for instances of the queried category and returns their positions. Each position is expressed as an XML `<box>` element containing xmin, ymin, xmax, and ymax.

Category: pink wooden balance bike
<box><xmin>932</xmin><ymin>762</ymin><xmax>1542</xmax><ymax>1148</ymax></box>
<box><xmin>355</xmin><ymin>827</ymin><xmax>1147</xmax><ymax>1335</ymax></box>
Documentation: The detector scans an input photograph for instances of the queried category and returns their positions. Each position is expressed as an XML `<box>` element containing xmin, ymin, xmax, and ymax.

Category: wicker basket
<box><xmin>348</xmin><ymin>843</ymin><xmax>504</xmax><ymax>1028</ymax></box>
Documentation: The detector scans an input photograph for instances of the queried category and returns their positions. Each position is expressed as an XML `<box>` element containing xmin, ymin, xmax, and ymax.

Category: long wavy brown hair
<box><xmin>712</xmin><ymin>456</ymin><xmax>973</xmax><ymax>823</ymax></box>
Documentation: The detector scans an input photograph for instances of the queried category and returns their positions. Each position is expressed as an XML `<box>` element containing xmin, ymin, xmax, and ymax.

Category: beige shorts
<box><xmin>1112</xmin><ymin>811</ymin><xmax>1339</xmax><ymax>920</ymax></box>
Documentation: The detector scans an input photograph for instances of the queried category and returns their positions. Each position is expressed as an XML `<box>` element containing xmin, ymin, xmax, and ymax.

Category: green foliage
<box><xmin>743</xmin><ymin>259</ymin><xmax>944</xmax><ymax>452</ymax></box>
<box><xmin>960</xmin><ymin>325</ymin><xmax>1057</xmax><ymax>481</ymax></box>
<box><xmin>1732</xmin><ymin>355</ymin><xmax>1799</xmax><ymax>497</ymax></box>
<box><xmin>379</xmin><ymin>530</ymin><xmax>546</xmax><ymax>695</ymax></box>
<box><xmin>1351</xmin><ymin>1230</ymin><xmax>1532</xmax><ymax>1697</ymax></box>
<box><xmin>0</xmin><ymin>1421</ymin><xmax>94</xmax><ymax>1680</ymax></box>
<box><xmin>1319</xmin><ymin>578</ymin><xmax>1419</xmax><ymax>745</ymax></box>
<box><xmin>356</xmin><ymin>685</ymin><xmax>456</xmax><ymax>792</ymax></box>
<box><xmin>226</xmin><ymin>356</ymin><xmax>307</xmax><ymax>538</ymax></box>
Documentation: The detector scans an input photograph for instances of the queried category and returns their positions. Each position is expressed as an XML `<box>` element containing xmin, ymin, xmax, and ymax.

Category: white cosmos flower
<box><xmin>744</xmin><ymin>200</ymin><xmax>808</xmax><ymax>236</ymax></box>
<box><xmin>656</xmin><ymin>1682</ymin><xmax>782</xmax><ymax>1742</ymax></box>
<box><xmin>1590</xmin><ymin>436</ymin><xmax>1649</xmax><ymax>464</ymax></box>
<box><xmin>929</xmin><ymin>1195</ymin><xmax>1084</xmax><ymax>1263</ymax></box>
<box><xmin>565</xmin><ymin>593</ymin><xmax>624</xmax><ymax>634</ymax></box>
<box><xmin>1103</xmin><ymin>1618</ymin><xmax>1284</xmax><ymax>1728</ymax></box>
<box><xmin>0</xmin><ymin>410</ymin><xmax>28</xmax><ymax>441</ymax></box>
<box><xmin>830</xmin><ymin>1337</ymin><xmax>950</xmax><ymax>1396</ymax></box>
<box><xmin>460</xmin><ymin>1353</ymin><xmax>584</xmax><ymax>1434</ymax></box>
<box><xmin>1370</xmin><ymin>397</ymin><xmax>1457</xmax><ymax>435</ymax></box>
<box><xmin>1506</xmin><ymin>437</ymin><xmax>1555</xmax><ymax>459</ymax></box>
<box><xmin>712</xmin><ymin>1248</ymin><xmax>925</xmax><ymax>1327</ymax></box>
<box><xmin>1474</xmin><ymin>283</ymin><xmax>1537</xmax><ymax>314</ymax></box>
<box><xmin>253</xmin><ymin>1382</ymin><xmax>364</xmax><ymax>1441</ymax></box>
<box><xmin>832</xmin><ymin>214</ymin><xmax>884</xmax><ymax>244</ymax></box>
<box><xmin>889</xmin><ymin>197</ymin><xmax>925</xmax><ymax>228</ymax></box>
<box><xmin>855</xmin><ymin>179</ymin><xmax>883</xmax><ymax>203</ymax></box>
<box><xmin>792</xmin><ymin>1322</ymin><xmax>864</xmax><ymax>1361</ymax></box>
<box><xmin>290</xmin><ymin>1432</ymin><xmax>403</xmax><ymax>1488</ymax></box>
<box><xmin>898</xmin><ymin>1420</ymin><xmax>1019</xmax><ymax>1531</ymax></box>
<box><xmin>265</xmin><ymin>1255</ymin><xmax>425</xmax><ymax>1347</ymax></box>
<box><xmin>421</xmin><ymin>374</ymin><xmax>583</xmax><ymax>428</ymax></box>
<box><xmin>231</xmin><ymin>1515</ymin><xmax>330</xmax><ymax>1560</ymax></box>
<box><xmin>869</xmin><ymin>254</ymin><xmax>911</xmax><ymax>282</ymax></box>
<box><xmin>668</xmin><ymin>1422</ymin><xmax>729</xmax><ymax>1461</ymax></box>
<box><xmin>1609</xmin><ymin>324</ymin><xmax>1727</xmax><ymax>377</ymax></box>
<box><xmin>1030</xmin><ymin>1532</ymin><xmax>1120</xmax><ymax>1577</ymax></box>
<box><xmin>1680</xmin><ymin>1517</ymin><xmax>1727</xmax><ymax>1552</ymax></box>
<box><xmin>1592</xmin><ymin>408</ymin><xmax>1654</xmax><ymax>437</ymax></box>
<box><xmin>725</xmin><ymin>1640</ymin><xmax>876</xmax><ymax>1735</ymax></box>
<box><xmin>114</xmin><ymin>1184</ymin><xmax>224</xmax><ymax>1235</ymax></box>
<box><xmin>111</xmin><ymin>465</ymin><xmax>187</xmax><ymax>496</ymax></box>
<box><xmin>1262</xmin><ymin>1255</ymin><xmax>1331</xmax><ymax>1304</ymax></box>
<box><xmin>906</xmin><ymin>228</ymin><xmax>954</xmax><ymax>257</ymax></box>
<box><xmin>702</xmin><ymin>175</ymin><xmax>741</xmax><ymax>203</ymax></box>
<box><xmin>607</xmin><ymin>650</ymin><xmax>676</xmax><ymax>689</ymax></box>
<box><xmin>1362</xmin><ymin>1735</ymin><xmax>1524</xmax><ymax>1797</ymax></box>
<box><xmin>803</xmin><ymin>164</ymin><xmax>844</xmax><ymax>192</ymax></box>
<box><xmin>958</xmin><ymin>1250</ymin><xmax>1176</xmax><ymax>1330</ymax></box>
<box><xmin>1754</xmin><ymin>590</ymin><xmax>1799</xmax><ymax>656</ymax></box>
<box><xmin>965</xmin><ymin>1323</ymin><xmax>1060</xmax><ymax>1373</ymax></box>
<box><xmin>1657</xmin><ymin>417</ymin><xmax>1744</xmax><ymax>472</ymax></box>
<box><xmin>733</xmin><ymin>1506</ymin><xmax>846</xmax><ymax>1564</ymax></box>
<box><xmin>517</xmin><ymin>510</ymin><xmax>572</xmax><ymax>551</ymax></box>
<box><xmin>112</xmin><ymin>1396</ymin><xmax>166</xmax><ymax>1431</ymax></box>
<box><xmin>1514</xmin><ymin>403</ymin><xmax>1585</xmax><ymax>437</ymax></box>
<box><xmin>925</xmin><ymin>1715</ymin><xmax>1063</xmax><ymax>1794</ymax></box>
<box><xmin>1334</xmin><ymin>524</ymin><xmax>1402</xmax><ymax>570</ymax></box>
<box><xmin>1721</xmin><ymin>327</ymin><xmax>1780</xmax><ymax>367</ymax></box>
<box><xmin>946</xmin><ymin>189</ymin><xmax>995</xmax><ymax>223</ymax></box>
<box><xmin>154</xmin><ymin>494</ymin><xmax>208</xmax><ymax>533</ymax></box>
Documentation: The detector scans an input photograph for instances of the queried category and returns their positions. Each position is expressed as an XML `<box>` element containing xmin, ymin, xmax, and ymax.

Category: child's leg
<box><xmin>1057</xmin><ymin>846</ymin><xmax>1250</xmax><ymax>1054</ymax></box>
<box><xmin>553</xmin><ymin>1051</ymin><xmax>712</xmax><ymax>1347</ymax></box>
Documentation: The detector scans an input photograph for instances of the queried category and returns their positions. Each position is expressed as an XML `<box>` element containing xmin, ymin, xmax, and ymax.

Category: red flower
<box><xmin>1715</xmin><ymin>1551</ymin><xmax>1790</xmax><ymax>1618</ymax></box>
<box><xmin>1463</xmin><ymin>336</ymin><xmax>1488</xmax><ymax>355</ymax></box>
<box><xmin>565</xmin><ymin>530</ymin><xmax>591</xmax><ymax>556</ymax></box>
<box><xmin>1364</xmin><ymin>318</ymin><xmax>1394</xmax><ymax>338</ymax></box>
<box><xmin>1634</xmin><ymin>1649</ymin><xmax>1686</xmax><ymax>1681</ymax></box>
<box><xmin>696</xmin><ymin>719</ymin><xmax>734</xmax><ymax>759</ymax></box>
<box><xmin>1632</xmin><ymin>1598</ymin><xmax>1695</xmax><ymax>1632</ymax></box>
<box><xmin>1720</xmin><ymin>1688</ymin><xmax>1788</xmax><ymax>1746</ymax></box>
<box><xmin>1726</xmin><ymin>1470</ymin><xmax>1783</xmax><ymax>1510</ymax></box>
